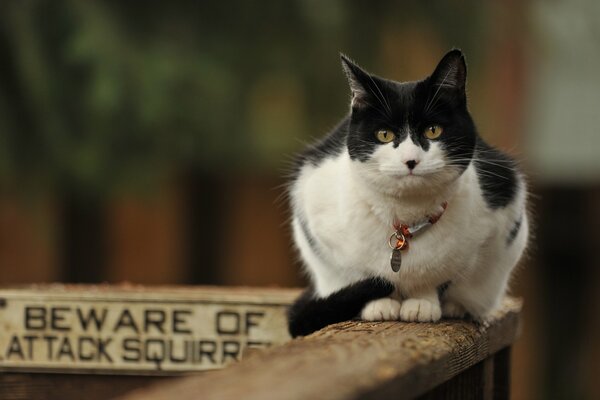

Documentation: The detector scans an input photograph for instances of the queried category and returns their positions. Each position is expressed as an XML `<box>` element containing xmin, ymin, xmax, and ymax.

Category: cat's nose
<box><xmin>405</xmin><ymin>160</ymin><xmax>419</xmax><ymax>170</ymax></box>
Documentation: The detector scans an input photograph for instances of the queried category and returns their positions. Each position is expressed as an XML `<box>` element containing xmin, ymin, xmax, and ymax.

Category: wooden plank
<box><xmin>416</xmin><ymin>357</ymin><xmax>488</xmax><ymax>400</ymax></box>
<box><xmin>117</xmin><ymin>298</ymin><xmax>521</xmax><ymax>400</ymax></box>
<box><xmin>0</xmin><ymin>195</ymin><xmax>58</xmax><ymax>284</ymax></box>
<box><xmin>219</xmin><ymin>177</ymin><xmax>302</xmax><ymax>287</ymax></box>
<box><xmin>0</xmin><ymin>373</ymin><xmax>172</xmax><ymax>400</ymax></box>
<box><xmin>493</xmin><ymin>347</ymin><xmax>511</xmax><ymax>400</ymax></box>
<box><xmin>107</xmin><ymin>185</ymin><xmax>186</xmax><ymax>285</ymax></box>
<box><xmin>0</xmin><ymin>284</ymin><xmax>298</xmax><ymax>375</ymax></box>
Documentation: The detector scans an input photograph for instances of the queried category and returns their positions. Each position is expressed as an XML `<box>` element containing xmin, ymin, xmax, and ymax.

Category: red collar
<box><xmin>390</xmin><ymin>202</ymin><xmax>448</xmax><ymax>250</ymax></box>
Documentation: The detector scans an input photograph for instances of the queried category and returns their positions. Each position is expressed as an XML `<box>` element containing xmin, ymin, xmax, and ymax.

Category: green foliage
<box><xmin>0</xmin><ymin>0</ymin><xmax>487</xmax><ymax>194</ymax></box>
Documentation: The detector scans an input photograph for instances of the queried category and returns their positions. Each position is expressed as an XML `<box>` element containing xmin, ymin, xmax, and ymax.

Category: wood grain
<box><xmin>118</xmin><ymin>297</ymin><xmax>522</xmax><ymax>400</ymax></box>
<box><xmin>0</xmin><ymin>373</ymin><xmax>172</xmax><ymax>400</ymax></box>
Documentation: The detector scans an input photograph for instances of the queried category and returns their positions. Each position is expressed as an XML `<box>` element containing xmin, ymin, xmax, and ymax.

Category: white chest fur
<box><xmin>291</xmin><ymin>150</ymin><xmax>527</xmax><ymax>318</ymax></box>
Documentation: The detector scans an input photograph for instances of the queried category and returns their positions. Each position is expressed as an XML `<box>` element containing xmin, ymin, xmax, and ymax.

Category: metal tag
<box><xmin>390</xmin><ymin>249</ymin><xmax>402</xmax><ymax>272</ymax></box>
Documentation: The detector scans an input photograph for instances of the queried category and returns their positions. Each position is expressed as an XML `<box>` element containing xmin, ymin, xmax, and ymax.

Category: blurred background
<box><xmin>0</xmin><ymin>0</ymin><xmax>599</xmax><ymax>399</ymax></box>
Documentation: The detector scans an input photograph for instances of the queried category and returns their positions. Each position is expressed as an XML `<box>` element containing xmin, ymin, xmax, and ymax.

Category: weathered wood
<box><xmin>0</xmin><ymin>284</ymin><xmax>298</xmax><ymax>375</ymax></box>
<box><xmin>416</xmin><ymin>356</ymin><xmax>489</xmax><ymax>400</ymax></box>
<box><xmin>118</xmin><ymin>298</ymin><xmax>522</xmax><ymax>400</ymax></box>
<box><xmin>0</xmin><ymin>373</ymin><xmax>172</xmax><ymax>400</ymax></box>
<box><xmin>493</xmin><ymin>347</ymin><xmax>511</xmax><ymax>400</ymax></box>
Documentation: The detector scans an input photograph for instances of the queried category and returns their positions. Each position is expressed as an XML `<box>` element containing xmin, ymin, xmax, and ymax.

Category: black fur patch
<box><xmin>292</xmin><ymin>118</ymin><xmax>348</xmax><ymax>175</ymax></box>
<box><xmin>340</xmin><ymin>52</ymin><xmax>477</xmax><ymax>173</ymax></box>
<box><xmin>507</xmin><ymin>215</ymin><xmax>523</xmax><ymax>245</ymax></box>
<box><xmin>287</xmin><ymin>278</ymin><xmax>394</xmax><ymax>338</ymax></box>
<box><xmin>437</xmin><ymin>281</ymin><xmax>451</xmax><ymax>298</ymax></box>
<box><xmin>474</xmin><ymin>139</ymin><xmax>518</xmax><ymax>209</ymax></box>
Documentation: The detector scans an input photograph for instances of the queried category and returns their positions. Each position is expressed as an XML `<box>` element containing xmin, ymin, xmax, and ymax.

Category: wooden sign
<box><xmin>0</xmin><ymin>285</ymin><xmax>299</xmax><ymax>375</ymax></box>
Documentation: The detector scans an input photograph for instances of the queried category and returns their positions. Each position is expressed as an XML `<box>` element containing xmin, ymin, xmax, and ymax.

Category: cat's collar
<box><xmin>389</xmin><ymin>201</ymin><xmax>448</xmax><ymax>250</ymax></box>
<box><xmin>388</xmin><ymin>201</ymin><xmax>447</xmax><ymax>273</ymax></box>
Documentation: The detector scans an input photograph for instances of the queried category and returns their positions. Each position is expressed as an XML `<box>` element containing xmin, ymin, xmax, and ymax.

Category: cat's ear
<box><xmin>340</xmin><ymin>54</ymin><xmax>373</xmax><ymax>109</ymax></box>
<box><xmin>430</xmin><ymin>49</ymin><xmax>467</xmax><ymax>94</ymax></box>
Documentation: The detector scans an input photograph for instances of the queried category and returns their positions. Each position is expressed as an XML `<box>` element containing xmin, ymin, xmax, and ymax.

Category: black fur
<box><xmin>287</xmin><ymin>278</ymin><xmax>394</xmax><ymax>338</ymax></box>
<box><xmin>474</xmin><ymin>138</ymin><xmax>518</xmax><ymax>209</ymax></box>
<box><xmin>507</xmin><ymin>214</ymin><xmax>523</xmax><ymax>245</ymax></box>
<box><xmin>340</xmin><ymin>51</ymin><xmax>476</xmax><ymax>174</ymax></box>
<box><xmin>437</xmin><ymin>281</ymin><xmax>451</xmax><ymax>297</ymax></box>
<box><xmin>291</xmin><ymin>118</ymin><xmax>348</xmax><ymax>174</ymax></box>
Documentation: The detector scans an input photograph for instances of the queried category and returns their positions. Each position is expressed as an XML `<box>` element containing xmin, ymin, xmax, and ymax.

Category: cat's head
<box><xmin>341</xmin><ymin>50</ymin><xmax>476</xmax><ymax>196</ymax></box>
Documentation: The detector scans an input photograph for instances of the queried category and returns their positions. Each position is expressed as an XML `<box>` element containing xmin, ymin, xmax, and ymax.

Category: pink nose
<box><xmin>405</xmin><ymin>160</ymin><xmax>419</xmax><ymax>170</ymax></box>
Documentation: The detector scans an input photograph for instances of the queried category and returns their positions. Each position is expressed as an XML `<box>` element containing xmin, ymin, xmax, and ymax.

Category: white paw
<box><xmin>360</xmin><ymin>298</ymin><xmax>402</xmax><ymax>321</ymax></box>
<box><xmin>399</xmin><ymin>298</ymin><xmax>442</xmax><ymax>322</ymax></box>
<box><xmin>442</xmin><ymin>301</ymin><xmax>466</xmax><ymax>319</ymax></box>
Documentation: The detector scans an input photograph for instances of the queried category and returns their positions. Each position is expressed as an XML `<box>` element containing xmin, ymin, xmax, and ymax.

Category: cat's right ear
<box><xmin>340</xmin><ymin>54</ymin><xmax>372</xmax><ymax>109</ymax></box>
<box><xmin>430</xmin><ymin>49</ymin><xmax>467</xmax><ymax>94</ymax></box>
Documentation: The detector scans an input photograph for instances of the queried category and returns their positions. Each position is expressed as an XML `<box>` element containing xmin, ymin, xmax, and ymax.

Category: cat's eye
<box><xmin>376</xmin><ymin>129</ymin><xmax>395</xmax><ymax>143</ymax></box>
<box><xmin>424</xmin><ymin>125</ymin><xmax>443</xmax><ymax>140</ymax></box>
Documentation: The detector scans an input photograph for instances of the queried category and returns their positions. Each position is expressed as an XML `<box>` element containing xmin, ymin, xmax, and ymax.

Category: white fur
<box><xmin>291</xmin><ymin>136</ymin><xmax>529</xmax><ymax>322</ymax></box>
<box><xmin>361</xmin><ymin>298</ymin><xmax>402</xmax><ymax>321</ymax></box>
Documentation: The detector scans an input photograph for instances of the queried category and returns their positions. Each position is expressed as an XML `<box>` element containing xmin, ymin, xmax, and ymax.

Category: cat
<box><xmin>287</xmin><ymin>50</ymin><xmax>529</xmax><ymax>338</ymax></box>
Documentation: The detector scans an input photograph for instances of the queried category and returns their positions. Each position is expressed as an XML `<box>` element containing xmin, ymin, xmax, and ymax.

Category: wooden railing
<box><xmin>118</xmin><ymin>298</ymin><xmax>522</xmax><ymax>400</ymax></box>
<box><xmin>0</xmin><ymin>286</ymin><xmax>521</xmax><ymax>400</ymax></box>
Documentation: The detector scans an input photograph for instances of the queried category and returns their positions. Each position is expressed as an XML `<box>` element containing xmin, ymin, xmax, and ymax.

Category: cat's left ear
<box><xmin>340</xmin><ymin>54</ymin><xmax>374</xmax><ymax>109</ymax></box>
<box><xmin>430</xmin><ymin>49</ymin><xmax>467</xmax><ymax>95</ymax></box>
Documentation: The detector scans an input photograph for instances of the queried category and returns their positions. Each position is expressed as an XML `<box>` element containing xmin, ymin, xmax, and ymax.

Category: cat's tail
<box><xmin>287</xmin><ymin>278</ymin><xmax>395</xmax><ymax>338</ymax></box>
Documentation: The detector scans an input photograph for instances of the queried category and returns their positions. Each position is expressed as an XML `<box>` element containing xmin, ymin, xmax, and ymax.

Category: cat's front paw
<box><xmin>400</xmin><ymin>298</ymin><xmax>442</xmax><ymax>322</ymax></box>
<box><xmin>360</xmin><ymin>298</ymin><xmax>402</xmax><ymax>321</ymax></box>
<box><xmin>442</xmin><ymin>301</ymin><xmax>466</xmax><ymax>319</ymax></box>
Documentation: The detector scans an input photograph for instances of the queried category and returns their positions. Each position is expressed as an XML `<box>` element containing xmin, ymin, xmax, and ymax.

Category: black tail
<box><xmin>287</xmin><ymin>278</ymin><xmax>394</xmax><ymax>338</ymax></box>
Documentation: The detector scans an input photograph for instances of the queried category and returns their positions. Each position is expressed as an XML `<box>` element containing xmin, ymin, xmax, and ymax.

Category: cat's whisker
<box><xmin>456</xmin><ymin>158</ymin><xmax>516</xmax><ymax>171</ymax></box>
<box><xmin>365</xmin><ymin>75</ymin><xmax>393</xmax><ymax>118</ymax></box>
<box><xmin>424</xmin><ymin>68</ymin><xmax>453</xmax><ymax>114</ymax></box>
<box><xmin>361</xmin><ymin>99</ymin><xmax>393</xmax><ymax>121</ymax></box>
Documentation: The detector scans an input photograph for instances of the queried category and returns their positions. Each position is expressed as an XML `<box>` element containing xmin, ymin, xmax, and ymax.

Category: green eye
<box><xmin>376</xmin><ymin>129</ymin><xmax>395</xmax><ymax>143</ymax></box>
<box><xmin>424</xmin><ymin>125</ymin><xmax>443</xmax><ymax>139</ymax></box>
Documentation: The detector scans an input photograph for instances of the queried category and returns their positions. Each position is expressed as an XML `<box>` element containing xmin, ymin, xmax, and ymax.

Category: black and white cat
<box><xmin>287</xmin><ymin>50</ymin><xmax>528</xmax><ymax>337</ymax></box>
